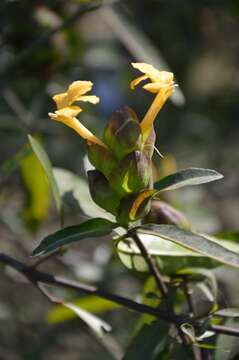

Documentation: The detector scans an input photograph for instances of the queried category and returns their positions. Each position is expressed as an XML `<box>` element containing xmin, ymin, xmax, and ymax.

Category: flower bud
<box><xmin>87</xmin><ymin>142</ymin><xmax>117</xmax><ymax>178</ymax></box>
<box><xmin>103</xmin><ymin>106</ymin><xmax>142</xmax><ymax>160</ymax></box>
<box><xmin>109</xmin><ymin>150</ymin><xmax>151</xmax><ymax>198</ymax></box>
<box><xmin>87</xmin><ymin>170</ymin><xmax>120</xmax><ymax>215</ymax></box>
<box><xmin>143</xmin><ymin>199</ymin><xmax>191</xmax><ymax>229</ymax></box>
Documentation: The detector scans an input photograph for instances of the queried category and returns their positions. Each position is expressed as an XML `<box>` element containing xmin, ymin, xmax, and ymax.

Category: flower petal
<box><xmin>79</xmin><ymin>95</ymin><xmax>100</xmax><ymax>104</ymax></box>
<box><xmin>130</xmin><ymin>75</ymin><xmax>148</xmax><ymax>90</ymax></box>
<box><xmin>67</xmin><ymin>81</ymin><xmax>93</xmax><ymax>104</ymax></box>
<box><xmin>143</xmin><ymin>81</ymin><xmax>174</xmax><ymax>93</ymax></box>
<box><xmin>53</xmin><ymin>92</ymin><xmax>68</xmax><ymax>110</ymax></box>
<box><xmin>131</xmin><ymin>62</ymin><xmax>159</xmax><ymax>76</ymax></box>
<box><xmin>55</xmin><ymin>106</ymin><xmax>82</xmax><ymax>120</ymax></box>
<box><xmin>49</xmin><ymin>107</ymin><xmax>106</xmax><ymax>148</ymax></box>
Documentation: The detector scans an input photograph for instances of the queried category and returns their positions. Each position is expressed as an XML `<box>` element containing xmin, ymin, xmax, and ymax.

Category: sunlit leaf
<box><xmin>28</xmin><ymin>134</ymin><xmax>62</xmax><ymax>217</ymax></box>
<box><xmin>47</xmin><ymin>296</ymin><xmax>119</xmax><ymax>323</ymax></box>
<box><xmin>32</xmin><ymin>218</ymin><xmax>117</xmax><ymax>256</ymax></box>
<box><xmin>154</xmin><ymin>168</ymin><xmax>223</xmax><ymax>192</ymax></box>
<box><xmin>60</xmin><ymin>302</ymin><xmax>111</xmax><ymax>338</ymax></box>
<box><xmin>20</xmin><ymin>148</ymin><xmax>50</xmax><ymax>231</ymax></box>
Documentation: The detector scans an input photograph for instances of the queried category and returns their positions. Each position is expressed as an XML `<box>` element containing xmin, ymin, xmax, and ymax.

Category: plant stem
<box><xmin>128</xmin><ymin>230</ymin><xmax>167</xmax><ymax>296</ymax></box>
<box><xmin>182</xmin><ymin>281</ymin><xmax>203</xmax><ymax>360</ymax></box>
<box><xmin>128</xmin><ymin>230</ymin><xmax>191</xmax><ymax>350</ymax></box>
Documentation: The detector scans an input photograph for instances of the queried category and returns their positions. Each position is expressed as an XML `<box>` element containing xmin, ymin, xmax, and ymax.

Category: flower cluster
<box><xmin>49</xmin><ymin>63</ymin><xmax>176</xmax><ymax>226</ymax></box>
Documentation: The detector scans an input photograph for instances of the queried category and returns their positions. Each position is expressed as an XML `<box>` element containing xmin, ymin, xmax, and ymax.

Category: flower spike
<box><xmin>49</xmin><ymin>80</ymin><xmax>107</xmax><ymax>148</ymax></box>
<box><xmin>130</xmin><ymin>62</ymin><xmax>176</xmax><ymax>141</ymax></box>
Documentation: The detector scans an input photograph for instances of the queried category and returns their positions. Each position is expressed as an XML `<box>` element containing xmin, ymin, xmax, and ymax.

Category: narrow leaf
<box><xmin>47</xmin><ymin>296</ymin><xmax>119</xmax><ymax>324</ymax></box>
<box><xmin>28</xmin><ymin>134</ymin><xmax>62</xmax><ymax>215</ymax></box>
<box><xmin>20</xmin><ymin>148</ymin><xmax>50</xmax><ymax>231</ymax></box>
<box><xmin>32</xmin><ymin>218</ymin><xmax>117</xmax><ymax>256</ymax></box>
<box><xmin>137</xmin><ymin>225</ymin><xmax>239</xmax><ymax>269</ymax></box>
<box><xmin>154</xmin><ymin>168</ymin><xmax>223</xmax><ymax>192</ymax></box>
<box><xmin>215</xmin><ymin>308</ymin><xmax>239</xmax><ymax>318</ymax></box>
<box><xmin>62</xmin><ymin>302</ymin><xmax>111</xmax><ymax>338</ymax></box>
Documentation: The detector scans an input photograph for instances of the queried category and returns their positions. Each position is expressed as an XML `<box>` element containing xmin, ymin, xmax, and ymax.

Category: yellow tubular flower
<box><xmin>130</xmin><ymin>63</ymin><xmax>176</xmax><ymax>141</ymax></box>
<box><xmin>49</xmin><ymin>80</ymin><xmax>107</xmax><ymax>148</ymax></box>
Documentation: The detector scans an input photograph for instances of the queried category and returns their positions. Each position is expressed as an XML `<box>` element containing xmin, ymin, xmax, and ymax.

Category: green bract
<box><xmin>86</xmin><ymin>107</ymin><xmax>154</xmax><ymax>224</ymax></box>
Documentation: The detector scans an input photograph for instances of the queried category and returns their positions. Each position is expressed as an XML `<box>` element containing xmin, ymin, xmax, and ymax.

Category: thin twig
<box><xmin>0</xmin><ymin>252</ymin><xmax>181</xmax><ymax>323</ymax></box>
<box><xmin>209</xmin><ymin>324</ymin><xmax>239</xmax><ymax>337</ymax></box>
<box><xmin>128</xmin><ymin>230</ymin><xmax>189</xmax><ymax>349</ymax></box>
<box><xmin>183</xmin><ymin>281</ymin><xmax>197</xmax><ymax>318</ymax></box>
<box><xmin>182</xmin><ymin>281</ymin><xmax>203</xmax><ymax>360</ymax></box>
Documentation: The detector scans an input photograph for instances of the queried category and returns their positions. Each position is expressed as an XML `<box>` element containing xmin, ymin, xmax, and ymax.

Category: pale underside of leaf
<box><xmin>154</xmin><ymin>168</ymin><xmax>223</xmax><ymax>192</ymax></box>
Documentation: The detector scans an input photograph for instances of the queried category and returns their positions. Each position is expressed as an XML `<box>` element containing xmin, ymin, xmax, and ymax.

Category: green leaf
<box><xmin>47</xmin><ymin>296</ymin><xmax>120</xmax><ymax>324</ymax></box>
<box><xmin>123</xmin><ymin>320</ymin><xmax>169</xmax><ymax>360</ymax></box>
<box><xmin>117</xmin><ymin>232</ymin><xmax>216</xmax><ymax>274</ymax></box>
<box><xmin>154</xmin><ymin>168</ymin><xmax>223</xmax><ymax>192</ymax></box>
<box><xmin>20</xmin><ymin>148</ymin><xmax>50</xmax><ymax>231</ymax></box>
<box><xmin>28</xmin><ymin>134</ymin><xmax>62</xmax><ymax>216</ymax></box>
<box><xmin>137</xmin><ymin>225</ymin><xmax>239</xmax><ymax>269</ymax></box>
<box><xmin>32</xmin><ymin>218</ymin><xmax>117</xmax><ymax>256</ymax></box>
<box><xmin>53</xmin><ymin>167</ymin><xmax>115</xmax><ymax>221</ymax></box>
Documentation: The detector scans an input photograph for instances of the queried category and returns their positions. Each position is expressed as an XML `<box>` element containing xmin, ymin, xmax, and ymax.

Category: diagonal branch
<box><xmin>0</xmin><ymin>252</ymin><xmax>180</xmax><ymax>323</ymax></box>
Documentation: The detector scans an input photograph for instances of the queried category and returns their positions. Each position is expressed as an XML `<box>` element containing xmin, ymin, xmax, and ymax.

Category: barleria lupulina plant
<box><xmin>4</xmin><ymin>62</ymin><xmax>239</xmax><ymax>360</ymax></box>
<box><xmin>49</xmin><ymin>63</ymin><xmax>177</xmax><ymax>227</ymax></box>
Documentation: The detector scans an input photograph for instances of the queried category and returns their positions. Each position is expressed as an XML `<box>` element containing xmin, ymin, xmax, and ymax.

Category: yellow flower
<box><xmin>130</xmin><ymin>63</ymin><xmax>176</xmax><ymax>140</ymax></box>
<box><xmin>49</xmin><ymin>80</ymin><xmax>106</xmax><ymax>148</ymax></box>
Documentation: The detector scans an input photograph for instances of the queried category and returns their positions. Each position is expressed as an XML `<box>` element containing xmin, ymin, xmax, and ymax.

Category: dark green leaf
<box><xmin>216</xmin><ymin>231</ymin><xmax>239</xmax><ymax>243</ymax></box>
<box><xmin>154</xmin><ymin>168</ymin><xmax>223</xmax><ymax>192</ymax></box>
<box><xmin>32</xmin><ymin>218</ymin><xmax>117</xmax><ymax>256</ymax></box>
<box><xmin>137</xmin><ymin>225</ymin><xmax>239</xmax><ymax>269</ymax></box>
<box><xmin>28</xmin><ymin>134</ymin><xmax>62</xmax><ymax>215</ymax></box>
<box><xmin>123</xmin><ymin>320</ymin><xmax>169</xmax><ymax>360</ymax></box>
